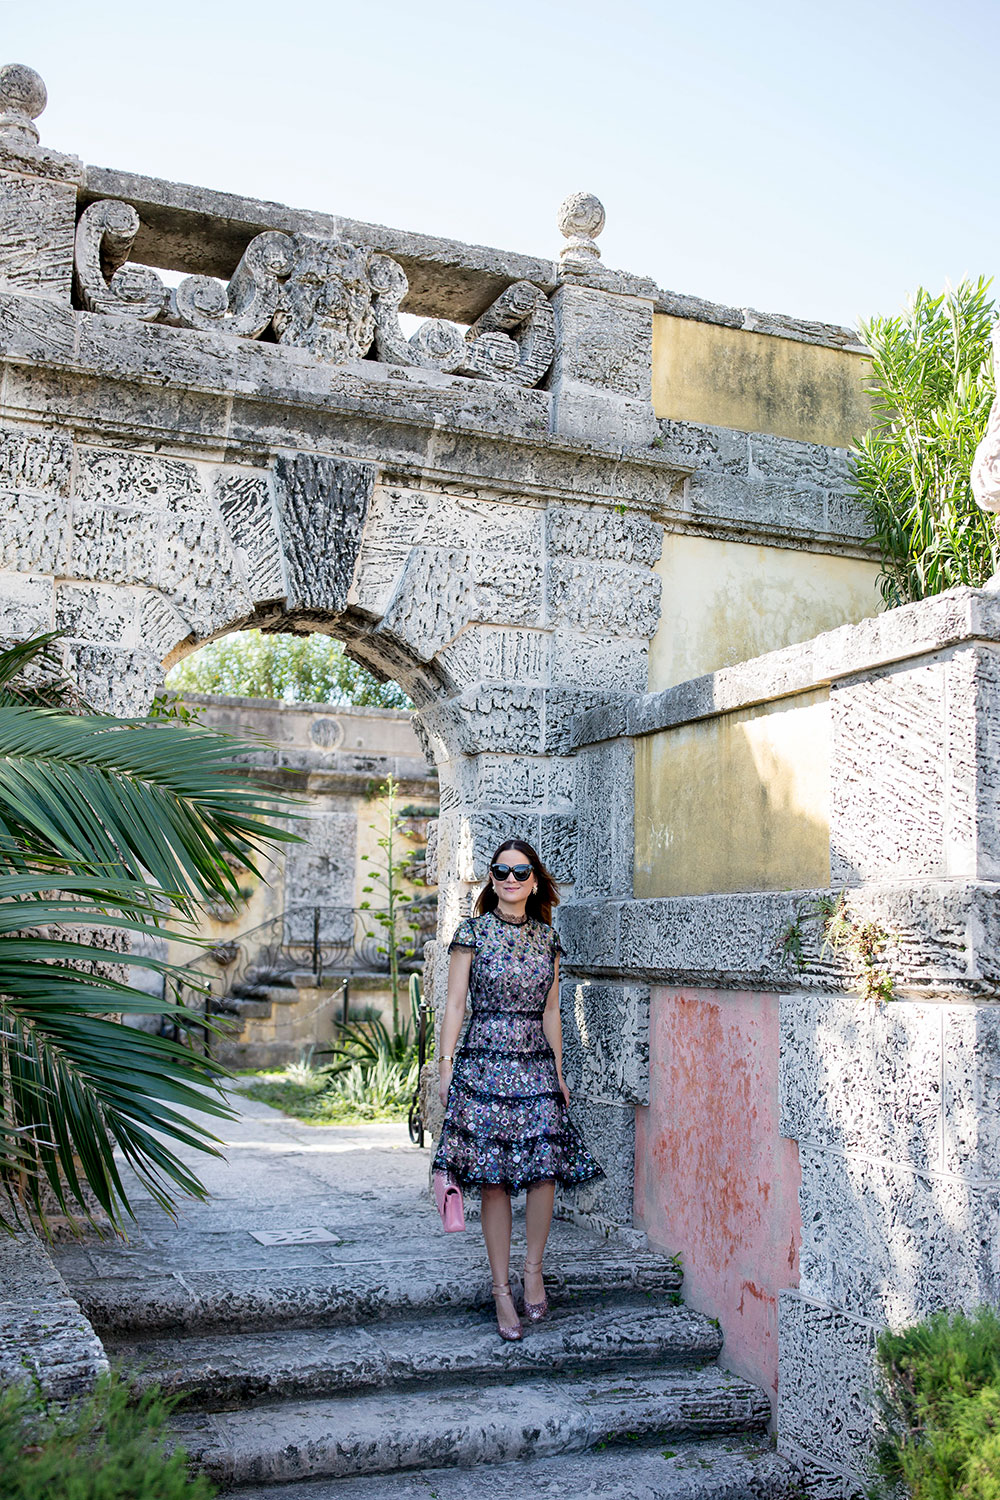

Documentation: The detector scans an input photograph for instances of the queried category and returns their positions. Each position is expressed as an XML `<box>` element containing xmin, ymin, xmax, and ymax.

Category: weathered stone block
<box><xmin>0</xmin><ymin>424</ymin><xmax>72</xmax><ymax>493</ymax></box>
<box><xmin>161</xmin><ymin>511</ymin><xmax>254</xmax><ymax>637</ymax></box>
<box><xmin>64</xmin><ymin>643</ymin><xmax>162</xmax><ymax>714</ymax></box>
<box><xmin>560</xmin><ymin>979</ymin><xmax>650</xmax><ymax>1106</ymax></box>
<box><xmin>275</xmin><ymin>453</ymin><xmax>375</xmax><ymax>618</ymax></box>
<box><xmin>76</xmin><ymin>447</ymin><xmax>206</xmax><ymax>514</ymax></box>
<box><xmin>538</xmin><ymin>812</ymin><xmax>577</xmax><ymax>884</ymax></box>
<box><xmin>777</xmin><ymin>1292</ymin><xmax>878</xmax><ymax>1493</ymax></box>
<box><xmin>215</xmin><ymin>469</ymin><xmax>286</xmax><ymax>603</ymax></box>
<box><xmin>283</xmin><ymin>812</ymin><xmax>357</xmax><ymax>914</ymax></box>
<box><xmin>0</xmin><ymin>170</ymin><xmax>75</xmax><ymax>300</ymax></box>
<box><xmin>575</xmin><ymin>739</ymin><xmax>633</xmax><ymax>899</ymax></box>
<box><xmin>476</xmin><ymin>628</ymin><xmax>549</xmax><ymax>683</ymax></box>
<box><xmin>141</xmin><ymin>590</ymin><xmax>193</xmax><ymax>659</ymax></box>
<box><xmin>0</xmin><ymin>487</ymin><xmax>69</xmax><ymax>573</ymax></box>
<box><xmin>557</xmin><ymin>900</ymin><xmax>623</xmax><ymax>971</ymax></box>
<box><xmin>381</xmin><ymin>547</ymin><xmax>474</xmax><ymax>662</ymax></box>
<box><xmin>547</xmin><ymin>558</ymin><xmax>661</xmax><ymax>638</ymax></box>
<box><xmin>543</xmin><ymin>687</ymin><xmax>607</xmax><ymax>757</ymax></box>
<box><xmin>546</xmin><ymin>503</ymin><xmax>662</xmax><ymax>564</ymax></box>
<box><xmin>943</xmin><ymin>1004</ymin><xmax>1000</xmax><ymax>1178</ymax></box>
<box><xmin>557</xmin><ymin>1097</ymin><xmax>635</xmax><ymax>1227</ymax></box>
<box><xmin>830</xmin><ymin>659</ymin><xmax>950</xmax><ymax>882</ymax></box>
<box><xmin>0</xmin><ymin>571</ymin><xmax>52</xmax><ymax>637</ymax></box>
<box><xmin>779</xmin><ymin>993</ymin><xmax>943</xmax><ymax>1171</ymax></box>
<box><xmin>54</xmin><ymin>581</ymin><xmax>139</xmax><ymax>644</ymax></box>
<box><xmin>551</xmin><ymin>633</ymin><xmax>648</xmax><ymax>693</ymax></box>
<box><xmin>548</xmin><ymin>284</ymin><xmax>653</xmax><ymax>400</ymax></box>
<box><xmin>797</xmin><ymin>1143</ymin><xmax>1000</xmax><ymax>1325</ymax></box>
<box><xmin>69</xmin><ymin>505</ymin><xmax>160</xmax><ymax>588</ymax></box>
<box><xmin>473</xmin><ymin>755</ymin><xmax>548</xmax><ymax>809</ymax></box>
<box><xmin>429</xmin><ymin>685</ymin><xmax>545</xmax><ymax>757</ymax></box>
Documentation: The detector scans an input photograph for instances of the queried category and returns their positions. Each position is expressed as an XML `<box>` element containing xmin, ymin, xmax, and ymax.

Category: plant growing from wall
<box><xmin>818</xmin><ymin>892</ymin><xmax>896</xmax><ymax>1004</ymax></box>
<box><xmin>852</xmin><ymin>277</ymin><xmax>1000</xmax><ymax>606</ymax></box>
<box><xmin>0</xmin><ymin>633</ymin><xmax>298</xmax><ymax>1234</ymax></box>
<box><xmin>778</xmin><ymin>892</ymin><xmax>896</xmax><ymax>1003</ymax></box>
<box><xmin>873</xmin><ymin>1306</ymin><xmax>1000</xmax><ymax>1498</ymax></box>
<box><xmin>359</xmin><ymin>775</ymin><xmax>423</xmax><ymax>1036</ymax></box>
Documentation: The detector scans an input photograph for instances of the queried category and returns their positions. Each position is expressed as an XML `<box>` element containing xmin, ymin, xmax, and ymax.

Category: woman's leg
<box><xmin>524</xmin><ymin>1180</ymin><xmax>555</xmax><ymax>1304</ymax></box>
<box><xmin>480</xmin><ymin>1186</ymin><xmax>517</xmax><ymax>1325</ymax></box>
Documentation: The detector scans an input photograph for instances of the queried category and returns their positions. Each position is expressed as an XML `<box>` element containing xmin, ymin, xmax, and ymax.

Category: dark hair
<box><xmin>474</xmin><ymin>838</ymin><xmax>560</xmax><ymax>926</ymax></box>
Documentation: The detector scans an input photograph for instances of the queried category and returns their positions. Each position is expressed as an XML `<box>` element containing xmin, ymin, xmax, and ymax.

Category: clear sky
<box><xmin>3</xmin><ymin>0</ymin><xmax>997</xmax><ymax>331</ymax></box>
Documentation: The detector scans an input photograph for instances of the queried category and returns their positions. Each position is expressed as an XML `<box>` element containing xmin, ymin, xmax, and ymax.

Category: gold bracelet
<box><xmin>440</xmin><ymin>1054</ymin><xmax>454</xmax><ymax>1062</ymax></box>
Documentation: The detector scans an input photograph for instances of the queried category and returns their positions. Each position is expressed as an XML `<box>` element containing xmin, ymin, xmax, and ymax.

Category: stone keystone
<box><xmin>0</xmin><ymin>64</ymin><xmax>47</xmax><ymax>145</ymax></box>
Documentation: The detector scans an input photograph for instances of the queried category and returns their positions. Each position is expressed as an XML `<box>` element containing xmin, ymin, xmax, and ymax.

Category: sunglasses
<box><xmin>490</xmin><ymin>863</ymin><xmax>533</xmax><ymax>882</ymax></box>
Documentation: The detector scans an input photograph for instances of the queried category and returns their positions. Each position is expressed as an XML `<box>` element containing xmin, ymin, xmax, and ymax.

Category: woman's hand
<box><xmin>438</xmin><ymin>1060</ymin><xmax>453</xmax><ymax>1108</ymax></box>
<box><xmin>558</xmin><ymin>1074</ymin><xmax>570</xmax><ymax>1108</ymax></box>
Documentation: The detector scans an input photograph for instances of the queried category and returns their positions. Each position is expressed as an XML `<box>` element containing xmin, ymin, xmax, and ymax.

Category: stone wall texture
<box><xmin>568</xmin><ymin>586</ymin><xmax>1000</xmax><ymax>1496</ymax></box>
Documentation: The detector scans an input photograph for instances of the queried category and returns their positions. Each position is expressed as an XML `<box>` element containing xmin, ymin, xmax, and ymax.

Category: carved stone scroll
<box><xmin>370</xmin><ymin>254</ymin><xmax>467</xmax><ymax>373</ymax></box>
<box><xmin>73</xmin><ymin>200</ymin><xmax>167</xmax><ymax>321</ymax></box>
<box><xmin>173</xmin><ymin>230</ymin><xmax>295</xmax><ymax>337</ymax></box>
<box><xmin>370</xmin><ymin>256</ymin><xmax>554</xmax><ymax>388</ymax></box>
<box><xmin>466</xmin><ymin>281</ymin><xmax>556</xmax><ymax>387</ymax></box>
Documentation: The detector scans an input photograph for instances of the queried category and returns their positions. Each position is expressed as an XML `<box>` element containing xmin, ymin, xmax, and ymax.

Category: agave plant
<box><xmin>0</xmin><ymin>634</ymin><xmax>298</xmax><ymax>1235</ymax></box>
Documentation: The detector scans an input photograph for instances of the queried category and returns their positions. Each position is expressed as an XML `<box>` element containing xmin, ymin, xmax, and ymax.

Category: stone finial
<box><xmin>557</xmin><ymin>192</ymin><xmax>606</xmax><ymax>268</ymax></box>
<box><xmin>0</xmin><ymin>64</ymin><xmax>47</xmax><ymax>145</ymax></box>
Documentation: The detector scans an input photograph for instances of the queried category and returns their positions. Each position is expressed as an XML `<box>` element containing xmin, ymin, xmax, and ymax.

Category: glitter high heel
<box><xmin>492</xmin><ymin>1281</ymin><xmax>523</xmax><ymax>1341</ymax></box>
<box><xmin>522</xmin><ymin>1258</ymin><xmax>548</xmax><ymax>1321</ymax></box>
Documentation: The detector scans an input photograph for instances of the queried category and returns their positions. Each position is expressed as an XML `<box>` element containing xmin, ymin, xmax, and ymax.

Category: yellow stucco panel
<box><xmin>648</xmin><ymin>533</ymin><xmax>881</xmax><ymax>692</ymax></box>
<box><xmin>634</xmin><ymin>690</ymin><xmax>831</xmax><ymax>899</ymax></box>
<box><xmin>652</xmin><ymin>314</ymin><xmax>872</xmax><ymax>448</ymax></box>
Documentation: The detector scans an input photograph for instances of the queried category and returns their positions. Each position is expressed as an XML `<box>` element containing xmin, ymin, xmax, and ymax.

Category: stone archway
<box><xmin>0</xmin><ymin>65</ymin><xmax>693</xmax><ymax>1230</ymax></box>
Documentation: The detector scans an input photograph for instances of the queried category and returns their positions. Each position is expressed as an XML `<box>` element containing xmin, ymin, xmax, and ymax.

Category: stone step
<box><xmin>221</xmin><ymin>1436</ymin><xmax>797</xmax><ymax>1500</ymax></box>
<box><xmin>109</xmin><ymin>1298</ymin><xmax>722</xmax><ymax>1410</ymax></box>
<box><xmin>74</xmin><ymin>1248</ymin><xmax>682</xmax><ymax>1336</ymax></box>
<box><xmin>172</xmin><ymin>1366</ymin><xmax>771</xmax><ymax>1488</ymax></box>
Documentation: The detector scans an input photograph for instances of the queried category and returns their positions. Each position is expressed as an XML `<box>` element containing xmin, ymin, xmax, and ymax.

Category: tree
<box><xmin>852</xmin><ymin>278</ymin><xmax>1000</xmax><ymax>606</ymax></box>
<box><xmin>165</xmin><ymin>630</ymin><xmax>412</xmax><ymax>709</ymax></box>
<box><xmin>0</xmin><ymin>634</ymin><xmax>298</xmax><ymax>1234</ymax></box>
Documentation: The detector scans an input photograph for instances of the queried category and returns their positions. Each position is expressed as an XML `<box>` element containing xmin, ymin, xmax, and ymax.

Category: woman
<box><xmin>433</xmin><ymin>838</ymin><xmax>603</xmax><ymax>1341</ymax></box>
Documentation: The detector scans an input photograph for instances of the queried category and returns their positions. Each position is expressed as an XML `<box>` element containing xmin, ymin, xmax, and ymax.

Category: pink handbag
<box><xmin>433</xmin><ymin>1170</ymin><xmax>465</xmax><ymax>1232</ymax></box>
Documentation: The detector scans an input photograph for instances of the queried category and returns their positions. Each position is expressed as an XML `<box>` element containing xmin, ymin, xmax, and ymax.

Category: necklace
<box><xmin>491</xmin><ymin>908</ymin><xmax>528</xmax><ymax>926</ymax></box>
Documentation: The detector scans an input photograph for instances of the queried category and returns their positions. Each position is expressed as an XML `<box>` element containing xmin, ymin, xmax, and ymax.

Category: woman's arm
<box><xmin>437</xmin><ymin>946</ymin><xmax>473</xmax><ymax>1107</ymax></box>
<box><xmin>542</xmin><ymin>956</ymin><xmax>570</xmax><ymax>1106</ymax></box>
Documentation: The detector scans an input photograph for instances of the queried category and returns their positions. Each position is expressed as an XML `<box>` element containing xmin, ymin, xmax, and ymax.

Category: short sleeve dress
<box><xmin>431</xmin><ymin>909</ymin><xmax>604</xmax><ymax>1193</ymax></box>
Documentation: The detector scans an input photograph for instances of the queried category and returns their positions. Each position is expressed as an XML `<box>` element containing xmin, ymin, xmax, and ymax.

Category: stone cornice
<box><xmin>573</xmin><ymin>587</ymin><xmax>1000</xmax><ymax>747</ymax></box>
<box><xmin>558</xmin><ymin>880</ymin><xmax>1000</xmax><ymax>999</ymax></box>
<box><xmin>82</xmin><ymin>165</ymin><xmax>863</xmax><ymax>352</ymax></box>
<box><xmin>0</xmin><ymin>293</ymin><xmax>692</xmax><ymax>510</ymax></box>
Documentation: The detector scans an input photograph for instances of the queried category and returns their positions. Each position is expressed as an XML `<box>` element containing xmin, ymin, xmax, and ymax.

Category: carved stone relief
<box><xmin>71</xmin><ymin>204</ymin><xmax>556</xmax><ymax>389</ymax></box>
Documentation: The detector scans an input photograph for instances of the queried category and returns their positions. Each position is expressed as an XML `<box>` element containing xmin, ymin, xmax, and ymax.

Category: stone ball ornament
<box><xmin>557</xmin><ymin>191</ymin><xmax>606</xmax><ymax>265</ymax></box>
<box><xmin>0</xmin><ymin>63</ymin><xmax>47</xmax><ymax>144</ymax></box>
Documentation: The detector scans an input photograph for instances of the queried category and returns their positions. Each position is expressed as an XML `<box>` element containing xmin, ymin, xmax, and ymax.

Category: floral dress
<box><xmin>432</xmin><ymin>909</ymin><xmax>604</xmax><ymax>1193</ymax></box>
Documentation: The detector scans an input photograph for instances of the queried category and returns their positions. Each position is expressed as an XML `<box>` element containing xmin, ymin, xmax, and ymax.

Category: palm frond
<box><xmin>0</xmin><ymin>707</ymin><xmax>301</xmax><ymax>918</ymax></box>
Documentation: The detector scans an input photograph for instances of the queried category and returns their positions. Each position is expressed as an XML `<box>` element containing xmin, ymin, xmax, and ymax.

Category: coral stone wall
<box><xmin>634</xmin><ymin>986</ymin><xmax>801</xmax><ymax>1402</ymax></box>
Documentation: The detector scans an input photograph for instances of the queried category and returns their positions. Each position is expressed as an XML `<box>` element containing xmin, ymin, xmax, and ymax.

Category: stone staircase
<box><xmin>65</xmin><ymin>1239</ymin><xmax>797</xmax><ymax>1498</ymax></box>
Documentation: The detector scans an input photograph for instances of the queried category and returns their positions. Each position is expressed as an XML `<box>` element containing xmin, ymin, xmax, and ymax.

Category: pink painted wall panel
<box><xmin>634</xmin><ymin>987</ymin><xmax>801</xmax><ymax>1404</ymax></box>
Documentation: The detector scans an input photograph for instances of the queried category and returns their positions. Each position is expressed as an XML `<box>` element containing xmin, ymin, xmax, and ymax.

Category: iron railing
<box><xmin>163</xmin><ymin>905</ymin><xmax>421</xmax><ymax>1048</ymax></box>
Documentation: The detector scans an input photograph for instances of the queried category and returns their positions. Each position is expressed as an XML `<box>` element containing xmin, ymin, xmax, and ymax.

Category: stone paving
<box><xmin>49</xmin><ymin>1089</ymin><xmax>794</xmax><ymax>1498</ymax></box>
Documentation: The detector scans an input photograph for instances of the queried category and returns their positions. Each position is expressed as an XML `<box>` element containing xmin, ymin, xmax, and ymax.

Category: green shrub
<box><xmin>852</xmin><ymin>278</ymin><xmax>1000</xmax><ymax>606</ymax></box>
<box><xmin>0</xmin><ymin>1373</ymin><xmax>215</xmax><ymax>1499</ymax></box>
<box><xmin>874</xmin><ymin>1306</ymin><xmax>1000</xmax><ymax>1498</ymax></box>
